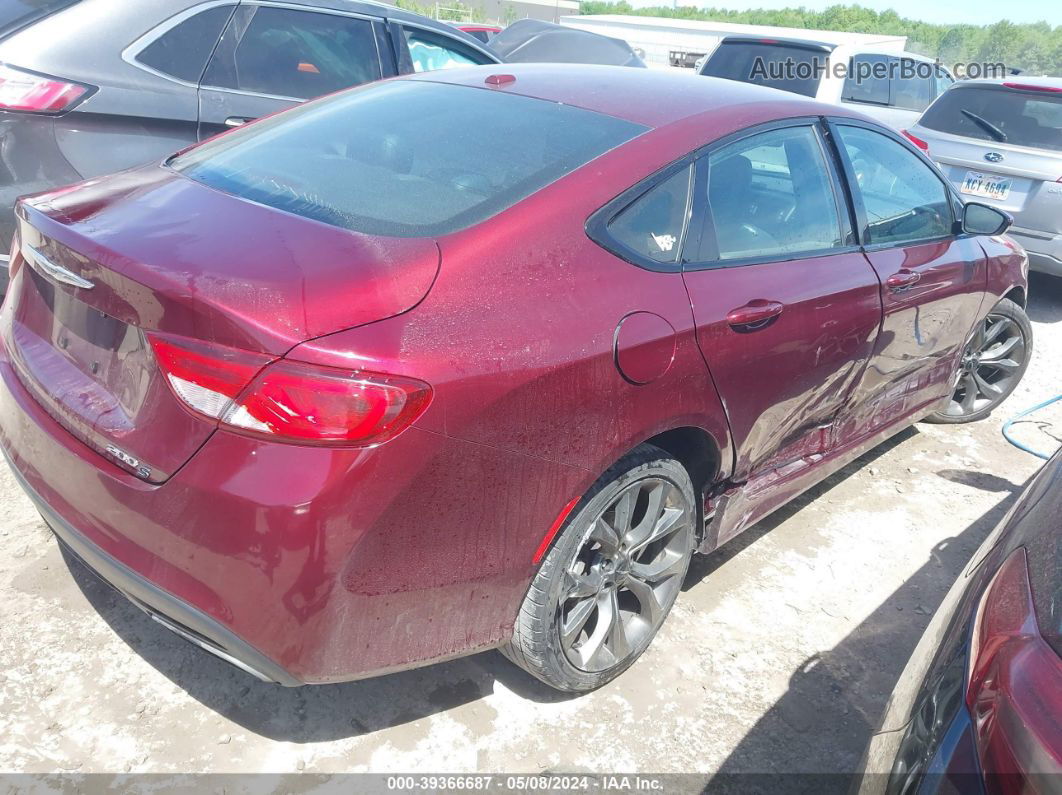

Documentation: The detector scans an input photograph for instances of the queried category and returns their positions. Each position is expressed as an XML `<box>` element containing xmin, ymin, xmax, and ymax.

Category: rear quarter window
<box><xmin>920</xmin><ymin>85</ymin><xmax>1062</xmax><ymax>152</ymax></box>
<box><xmin>136</xmin><ymin>5</ymin><xmax>235</xmax><ymax>83</ymax></box>
<box><xmin>170</xmin><ymin>80</ymin><xmax>646</xmax><ymax>238</ymax></box>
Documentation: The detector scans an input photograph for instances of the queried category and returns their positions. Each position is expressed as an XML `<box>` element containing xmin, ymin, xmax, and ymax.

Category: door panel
<box><xmin>846</xmin><ymin>238</ymin><xmax>986</xmax><ymax>434</ymax></box>
<box><xmin>683</xmin><ymin>253</ymin><xmax>882</xmax><ymax>480</ymax></box>
<box><xmin>683</xmin><ymin>123</ymin><xmax>882</xmax><ymax>481</ymax></box>
<box><xmin>831</xmin><ymin>122</ymin><xmax>987</xmax><ymax>435</ymax></box>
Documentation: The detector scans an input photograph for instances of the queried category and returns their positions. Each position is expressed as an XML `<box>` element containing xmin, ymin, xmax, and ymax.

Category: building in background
<box><xmin>559</xmin><ymin>15</ymin><xmax>907</xmax><ymax>70</ymax></box>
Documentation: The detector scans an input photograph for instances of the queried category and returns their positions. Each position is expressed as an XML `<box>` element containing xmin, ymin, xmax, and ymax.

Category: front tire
<box><xmin>502</xmin><ymin>445</ymin><xmax>696</xmax><ymax>692</ymax></box>
<box><xmin>925</xmin><ymin>298</ymin><xmax>1032</xmax><ymax>424</ymax></box>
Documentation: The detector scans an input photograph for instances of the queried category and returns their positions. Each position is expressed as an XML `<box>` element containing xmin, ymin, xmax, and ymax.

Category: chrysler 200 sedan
<box><xmin>0</xmin><ymin>65</ymin><xmax>1032</xmax><ymax>692</ymax></box>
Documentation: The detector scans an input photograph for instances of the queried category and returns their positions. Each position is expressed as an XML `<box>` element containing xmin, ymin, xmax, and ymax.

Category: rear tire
<box><xmin>502</xmin><ymin>445</ymin><xmax>696</xmax><ymax>692</ymax></box>
<box><xmin>925</xmin><ymin>298</ymin><xmax>1032</xmax><ymax>425</ymax></box>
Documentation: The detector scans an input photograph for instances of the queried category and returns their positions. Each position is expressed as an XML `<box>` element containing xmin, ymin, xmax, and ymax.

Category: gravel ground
<box><xmin>1</xmin><ymin>275</ymin><xmax>1060</xmax><ymax>785</ymax></box>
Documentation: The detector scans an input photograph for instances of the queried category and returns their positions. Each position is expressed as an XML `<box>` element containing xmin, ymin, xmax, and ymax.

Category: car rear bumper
<box><xmin>6</xmin><ymin>449</ymin><xmax>302</xmax><ymax>685</ymax></box>
<box><xmin>0</xmin><ymin>340</ymin><xmax>579</xmax><ymax>683</ymax></box>
<box><xmin>1006</xmin><ymin>227</ymin><xmax>1062</xmax><ymax>277</ymax></box>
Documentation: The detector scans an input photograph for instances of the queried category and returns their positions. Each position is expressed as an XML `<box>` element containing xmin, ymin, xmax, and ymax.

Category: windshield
<box><xmin>702</xmin><ymin>41</ymin><xmax>827</xmax><ymax>98</ymax></box>
<box><xmin>171</xmin><ymin>80</ymin><xmax>646</xmax><ymax>238</ymax></box>
<box><xmin>920</xmin><ymin>85</ymin><xmax>1062</xmax><ymax>152</ymax></box>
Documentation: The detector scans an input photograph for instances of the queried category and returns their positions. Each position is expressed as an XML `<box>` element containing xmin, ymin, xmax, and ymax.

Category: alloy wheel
<box><xmin>944</xmin><ymin>312</ymin><xmax>1027</xmax><ymax>418</ymax></box>
<box><xmin>557</xmin><ymin>477</ymin><xmax>693</xmax><ymax>673</ymax></box>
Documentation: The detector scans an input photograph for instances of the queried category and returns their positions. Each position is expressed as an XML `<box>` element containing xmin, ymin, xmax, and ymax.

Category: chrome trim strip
<box><xmin>25</xmin><ymin>246</ymin><xmax>94</xmax><ymax>289</ymax></box>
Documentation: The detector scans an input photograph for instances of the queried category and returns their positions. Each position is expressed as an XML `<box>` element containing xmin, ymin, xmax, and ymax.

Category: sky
<box><xmin>628</xmin><ymin>0</ymin><xmax>1055</xmax><ymax>26</ymax></box>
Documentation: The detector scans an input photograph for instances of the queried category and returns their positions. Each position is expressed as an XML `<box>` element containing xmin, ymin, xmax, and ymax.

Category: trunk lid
<box><xmin>2</xmin><ymin>166</ymin><xmax>439</xmax><ymax>482</ymax></box>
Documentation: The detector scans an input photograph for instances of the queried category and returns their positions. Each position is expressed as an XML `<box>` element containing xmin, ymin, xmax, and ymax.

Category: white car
<box><xmin>698</xmin><ymin>35</ymin><xmax>953</xmax><ymax>130</ymax></box>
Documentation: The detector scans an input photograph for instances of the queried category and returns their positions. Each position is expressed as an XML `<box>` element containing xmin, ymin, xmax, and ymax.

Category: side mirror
<box><xmin>962</xmin><ymin>202</ymin><xmax>1012</xmax><ymax>236</ymax></box>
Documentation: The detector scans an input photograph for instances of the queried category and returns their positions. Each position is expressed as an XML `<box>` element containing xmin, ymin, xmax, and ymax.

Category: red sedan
<box><xmin>0</xmin><ymin>65</ymin><xmax>1031</xmax><ymax>691</ymax></box>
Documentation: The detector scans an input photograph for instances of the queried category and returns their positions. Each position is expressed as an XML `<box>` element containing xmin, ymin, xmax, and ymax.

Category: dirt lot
<box><xmin>1</xmin><ymin>276</ymin><xmax>1060</xmax><ymax>785</ymax></box>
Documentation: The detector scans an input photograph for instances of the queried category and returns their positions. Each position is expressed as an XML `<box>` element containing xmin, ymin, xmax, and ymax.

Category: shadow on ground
<box><xmin>705</xmin><ymin>474</ymin><xmax>1027</xmax><ymax>792</ymax></box>
<box><xmin>1027</xmin><ymin>273</ymin><xmax>1062</xmax><ymax>324</ymax></box>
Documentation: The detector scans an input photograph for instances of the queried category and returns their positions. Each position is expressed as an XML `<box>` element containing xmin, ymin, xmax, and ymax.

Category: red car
<box><xmin>857</xmin><ymin>448</ymin><xmax>1061</xmax><ymax>792</ymax></box>
<box><xmin>0</xmin><ymin>65</ymin><xmax>1032</xmax><ymax>692</ymax></box>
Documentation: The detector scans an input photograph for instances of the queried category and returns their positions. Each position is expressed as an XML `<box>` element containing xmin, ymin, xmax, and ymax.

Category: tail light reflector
<box><xmin>966</xmin><ymin>548</ymin><xmax>1062</xmax><ymax>792</ymax></box>
<box><xmin>149</xmin><ymin>334</ymin><xmax>431</xmax><ymax>446</ymax></box>
<box><xmin>902</xmin><ymin>129</ymin><xmax>930</xmax><ymax>153</ymax></box>
<box><xmin>0</xmin><ymin>64</ymin><xmax>90</xmax><ymax>114</ymax></box>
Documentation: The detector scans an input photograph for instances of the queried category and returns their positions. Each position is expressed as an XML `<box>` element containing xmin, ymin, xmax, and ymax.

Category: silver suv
<box><xmin>907</xmin><ymin>78</ymin><xmax>1062</xmax><ymax>277</ymax></box>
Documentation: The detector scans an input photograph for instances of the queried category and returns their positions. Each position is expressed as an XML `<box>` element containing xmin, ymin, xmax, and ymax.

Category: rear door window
<box><xmin>837</xmin><ymin>125</ymin><xmax>953</xmax><ymax>244</ymax></box>
<box><xmin>842</xmin><ymin>54</ymin><xmax>890</xmax><ymax>105</ymax></box>
<box><xmin>136</xmin><ymin>5</ymin><xmax>235</xmax><ymax>83</ymax></box>
<box><xmin>701</xmin><ymin>41</ymin><xmax>827</xmax><ymax>98</ymax></box>
<box><xmin>919</xmin><ymin>85</ymin><xmax>1062</xmax><ymax>152</ymax></box>
<box><xmin>203</xmin><ymin>6</ymin><xmax>382</xmax><ymax>100</ymax></box>
<box><xmin>401</xmin><ymin>27</ymin><xmax>493</xmax><ymax>73</ymax></box>
<box><xmin>700</xmin><ymin>125</ymin><xmax>844</xmax><ymax>262</ymax></box>
<box><xmin>890</xmin><ymin>57</ymin><xmax>935</xmax><ymax>112</ymax></box>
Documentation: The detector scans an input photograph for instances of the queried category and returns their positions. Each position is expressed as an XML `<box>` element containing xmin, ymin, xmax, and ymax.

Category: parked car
<box><xmin>698</xmin><ymin>35</ymin><xmax>953</xmax><ymax>131</ymax></box>
<box><xmin>450</xmin><ymin>23</ymin><xmax>502</xmax><ymax>44</ymax></box>
<box><xmin>906</xmin><ymin>78</ymin><xmax>1062</xmax><ymax>278</ymax></box>
<box><xmin>0</xmin><ymin>65</ymin><xmax>1031</xmax><ymax>692</ymax></box>
<box><xmin>0</xmin><ymin>0</ymin><xmax>500</xmax><ymax>295</ymax></box>
<box><xmin>856</xmin><ymin>447</ymin><xmax>1062</xmax><ymax>792</ymax></box>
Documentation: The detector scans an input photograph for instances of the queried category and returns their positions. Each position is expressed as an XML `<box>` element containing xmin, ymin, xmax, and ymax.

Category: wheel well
<box><xmin>1004</xmin><ymin>286</ymin><xmax>1027</xmax><ymax>308</ymax></box>
<box><xmin>643</xmin><ymin>426</ymin><xmax>721</xmax><ymax>524</ymax></box>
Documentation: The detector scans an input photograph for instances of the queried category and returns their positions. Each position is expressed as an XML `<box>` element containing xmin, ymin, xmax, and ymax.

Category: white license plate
<box><xmin>961</xmin><ymin>170</ymin><xmax>1011</xmax><ymax>201</ymax></box>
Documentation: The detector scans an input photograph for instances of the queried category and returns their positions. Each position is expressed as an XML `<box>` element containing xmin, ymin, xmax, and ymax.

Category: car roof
<box><xmin>718</xmin><ymin>34</ymin><xmax>836</xmax><ymax>52</ymax></box>
<box><xmin>409</xmin><ymin>63</ymin><xmax>842</xmax><ymax>128</ymax></box>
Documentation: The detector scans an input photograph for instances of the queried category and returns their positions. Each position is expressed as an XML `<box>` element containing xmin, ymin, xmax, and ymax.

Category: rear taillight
<box><xmin>149</xmin><ymin>334</ymin><xmax>432</xmax><ymax>446</ymax></box>
<box><xmin>0</xmin><ymin>64</ymin><xmax>91</xmax><ymax>114</ymax></box>
<box><xmin>902</xmin><ymin>129</ymin><xmax>930</xmax><ymax>153</ymax></box>
<box><xmin>966</xmin><ymin>548</ymin><xmax>1062</xmax><ymax>792</ymax></box>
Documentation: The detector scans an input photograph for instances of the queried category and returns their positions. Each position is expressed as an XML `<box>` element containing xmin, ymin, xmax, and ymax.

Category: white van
<box><xmin>698</xmin><ymin>35</ymin><xmax>953</xmax><ymax>130</ymax></box>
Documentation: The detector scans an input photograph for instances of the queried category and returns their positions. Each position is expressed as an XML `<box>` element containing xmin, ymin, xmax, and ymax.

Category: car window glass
<box><xmin>403</xmin><ymin>28</ymin><xmax>489</xmax><ymax>72</ymax></box>
<box><xmin>838</xmin><ymin>125</ymin><xmax>952</xmax><ymax>244</ymax></box>
<box><xmin>172</xmin><ymin>80</ymin><xmax>646</xmax><ymax>238</ymax></box>
<box><xmin>607</xmin><ymin>167</ymin><xmax>692</xmax><ymax>265</ymax></box>
<box><xmin>842</xmin><ymin>54</ymin><xmax>890</xmax><ymax>105</ymax></box>
<box><xmin>891</xmin><ymin>58</ymin><xmax>934</xmax><ymax>111</ymax></box>
<box><xmin>701</xmin><ymin>42</ymin><xmax>825</xmax><ymax>98</ymax></box>
<box><xmin>137</xmin><ymin>5</ymin><xmax>234</xmax><ymax>83</ymax></box>
<box><xmin>919</xmin><ymin>85</ymin><xmax>1062</xmax><ymax>152</ymax></box>
<box><xmin>705</xmin><ymin>126</ymin><xmax>843</xmax><ymax>261</ymax></box>
<box><xmin>204</xmin><ymin>6</ymin><xmax>380</xmax><ymax>100</ymax></box>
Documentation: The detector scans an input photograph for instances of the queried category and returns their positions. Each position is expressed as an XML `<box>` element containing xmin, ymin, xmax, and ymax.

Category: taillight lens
<box><xmin>902</xmin><ymin>129</ymin><xmax>930</xmax><ymax>153</ymax></box>
<box><xmin>149</xmin><ymin>334</ymin><xmax>431</xmax><ymax>446</ymax></box>
<box><xmin>966</xmin><ymin>548</ymin><xmax>1062</xmax><ymax>792</ymax></box>
<box><xmin>0</xmin><ymin>64</ymin><xmax>90</xmax><ymax>114</ymax></box>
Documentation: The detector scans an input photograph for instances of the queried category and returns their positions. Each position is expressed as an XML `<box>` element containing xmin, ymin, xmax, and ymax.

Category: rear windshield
<box><xmin>702</xmin><ymin>42</ymin><xmax>826</xmax><ymax>98</ymax></box>
<box><xmin>170</xmin><ymin>80</ymin><xmax>646</xmax><ymax>238</ymax></box>
<box><xmin>920</xmin><ymin>85</ymin><xmax>1062</xmax><ymax>152</ymax></box>
<box><xmin>0</xmin><ymin>0</ymin><xmax>78</xmax><ymax>38</ymax></box>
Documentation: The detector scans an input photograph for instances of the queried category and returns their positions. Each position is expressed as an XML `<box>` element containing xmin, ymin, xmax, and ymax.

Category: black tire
<box><xmin>501</xmin><ymin>444</ymin><xmax>696</xmax><ymax>692</ymax></box>
<box><xmin>925</xmin><ymin>298</ymin><xmax>1033</xmax><ymax>425</ymax></box>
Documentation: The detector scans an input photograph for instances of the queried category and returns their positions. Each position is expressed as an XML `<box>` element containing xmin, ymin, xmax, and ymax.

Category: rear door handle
<box><xmin>224</xmin><ymin>116</ymin><xmax>255</xmax><ymax>128</ymax></box>
<box><xmin>726</xmin><ymin>299</ymin><xmax>784</xmax><ymax>330</ymax></box>
<box><xmin>886</xmin><ymin>269</ymin><xmax>921</xmax><ymax>290</ymax></box>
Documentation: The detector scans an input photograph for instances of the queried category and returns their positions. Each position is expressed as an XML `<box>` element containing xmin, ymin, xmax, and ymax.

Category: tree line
<box><xmin>578</xmin><ymin>2</ymin><xmax>1062</xmax><ymax>76</ymax></box>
